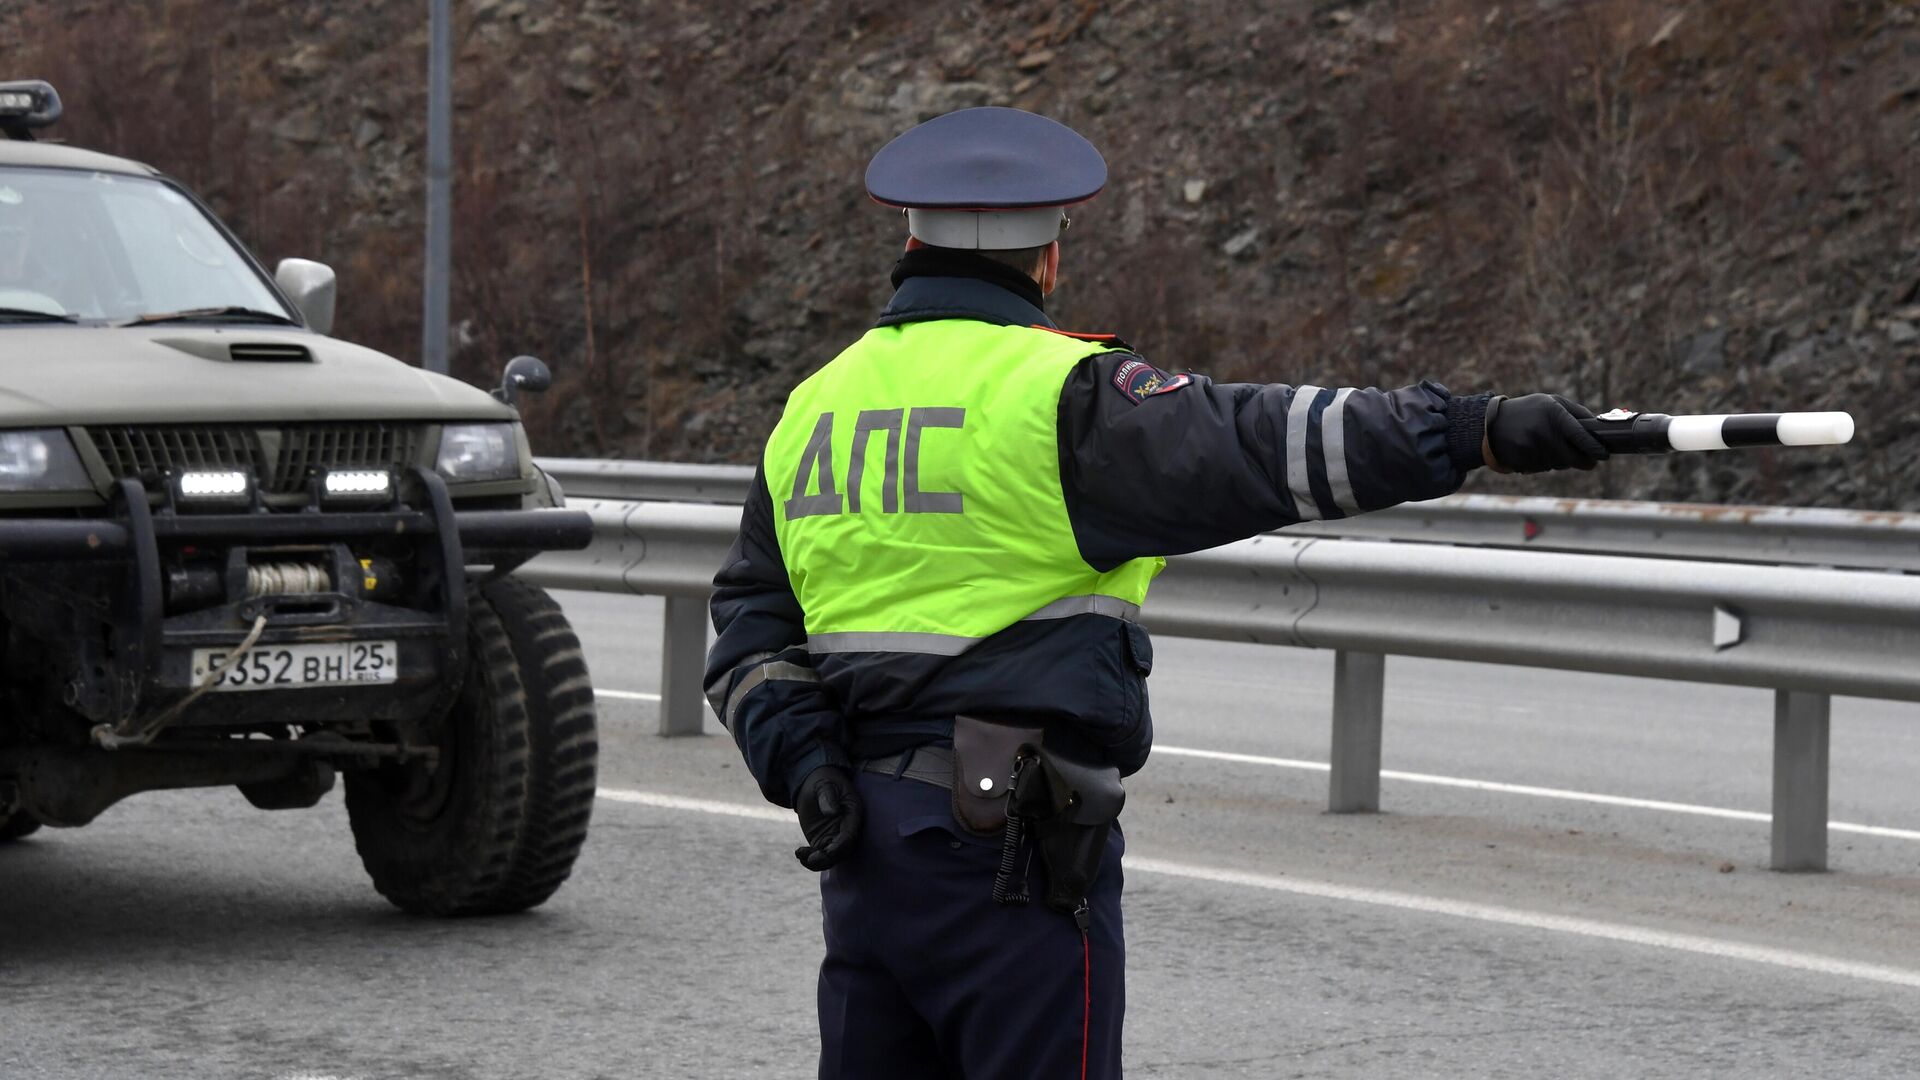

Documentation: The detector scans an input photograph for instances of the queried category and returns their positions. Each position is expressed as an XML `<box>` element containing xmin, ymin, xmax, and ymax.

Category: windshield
<box><xmin>0</xmin><ymin>166</ymin><xmax>293</xmax><ymax>324</ymax></box>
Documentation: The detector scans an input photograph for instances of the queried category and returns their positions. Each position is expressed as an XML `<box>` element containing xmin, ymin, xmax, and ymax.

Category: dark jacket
<box><xmin>707</xmin><ymin>251</ymin><xmax>1490</xmax><ymax>807</ymax></box>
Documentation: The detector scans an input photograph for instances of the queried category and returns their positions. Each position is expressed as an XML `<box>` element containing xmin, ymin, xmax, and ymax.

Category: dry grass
<box><xmin>5</xmin><ymin>0</ymin><xmax>1915</xmax><ymax>505</ymax></box>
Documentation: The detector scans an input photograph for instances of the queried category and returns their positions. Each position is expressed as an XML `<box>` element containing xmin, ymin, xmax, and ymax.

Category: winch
<box><xmin>245</xmin><ymin>560</ymin><xmax>332</xmax><ymax>598</ymax></box>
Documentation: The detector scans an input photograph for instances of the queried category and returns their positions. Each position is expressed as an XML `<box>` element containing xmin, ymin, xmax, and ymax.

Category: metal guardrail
<box><xmin>536</xmin><ymin>459</ymin><xmax>1920</xmax><ymax>572</ymax></box>
<box><xmin>521</xmin><ymin>489</ymin><xmax>1920</xmax><ymax>873</ymax></box>
<box><xmin>540</xmin><ymin>459</ymin><xmax>755</xmax><ymax>506</ymax></box>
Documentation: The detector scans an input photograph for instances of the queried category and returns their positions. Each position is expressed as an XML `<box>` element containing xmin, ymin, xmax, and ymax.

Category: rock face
<box><xmin>8</xmin><ymin>0</ymin><xmax>1918</xmax><ymax>510</ymax></box>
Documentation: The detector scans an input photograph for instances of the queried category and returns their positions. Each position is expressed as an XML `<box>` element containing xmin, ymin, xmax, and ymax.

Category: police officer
<box><xmin>706</xmin><ymin>106</ymin><xmax>1608</xmax><ymax>1078</ymax></box>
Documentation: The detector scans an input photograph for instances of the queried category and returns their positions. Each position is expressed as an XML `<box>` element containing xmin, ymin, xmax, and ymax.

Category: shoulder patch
<box><xmin>1110</xmin><ymin>358</ymin><xmax>1191</xmax><ymax>405</ymax></box>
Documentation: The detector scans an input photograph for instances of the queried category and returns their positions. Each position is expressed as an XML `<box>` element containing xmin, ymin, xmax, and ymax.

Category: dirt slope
<box><xmin>6</xmin><ymin>0</ymin><xmax>1917</xmax><ymax>507</ymax></box>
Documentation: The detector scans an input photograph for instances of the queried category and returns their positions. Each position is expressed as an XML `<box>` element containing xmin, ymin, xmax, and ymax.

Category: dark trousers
<box><xmin>817</xmin><ymin>766</ymin><xmax>1125</xmax><ymax>1079</ymax></box>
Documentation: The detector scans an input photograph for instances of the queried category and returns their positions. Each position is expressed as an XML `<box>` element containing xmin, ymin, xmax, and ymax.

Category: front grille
<box><xmin>87</xmin><ymin>423</ymin><xmax>424</xmax><ymax>496</ymax></box>
<box><xmin>270</xmin><ymin>425</ymin><xmax>420</xmax><ymax>492</ymax></box>
<box><xmin>90</xmin><ymin>425</ymin><xmax>261</xmax><ymax>479</ymax></box>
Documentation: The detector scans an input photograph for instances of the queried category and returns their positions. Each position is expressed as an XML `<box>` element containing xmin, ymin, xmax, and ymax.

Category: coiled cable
<box><xmin>991</xmin><ymin>756</ymin><xmax>1032</xmax><ymax>905</ymax></box>
<box><xmin>246</xmin><ymin>561</ymin><xmax>331</xmax><ymax>597</ymax></box>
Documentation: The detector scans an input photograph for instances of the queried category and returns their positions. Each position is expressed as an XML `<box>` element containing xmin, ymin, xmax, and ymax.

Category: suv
<box><xmin>0</xmin><ymin>81</ymin><xmax>600</xmax><ymax>915</ymax></box>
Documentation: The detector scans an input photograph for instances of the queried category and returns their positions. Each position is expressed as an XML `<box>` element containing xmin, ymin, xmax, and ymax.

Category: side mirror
<box><xmin>493</xmin><ymin>355</ymin><xmax>551</xmax><ymax>406</ymax></box>
<box><xmin>274</xmin><ymin>258</ymin><xmax>337</xmax><ymax>336</ymax></box>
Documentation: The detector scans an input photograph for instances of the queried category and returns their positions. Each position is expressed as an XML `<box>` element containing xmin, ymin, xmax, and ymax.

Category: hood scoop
<box><xmin>228</xmin><ymin>341</ymin><xmax>312</xmax><ymax>362</ymax></box>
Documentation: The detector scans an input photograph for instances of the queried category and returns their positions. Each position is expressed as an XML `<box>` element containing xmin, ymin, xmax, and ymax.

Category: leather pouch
<box><xmin>950</xmin><ymin>714</ymin><xmax>1045</xmax><ymax>835</ymax></box>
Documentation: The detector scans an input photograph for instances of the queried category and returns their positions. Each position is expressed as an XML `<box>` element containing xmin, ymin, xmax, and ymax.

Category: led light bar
<box><xmin>178</xmin><ymin>470</ymin><xmax>250</xmax><ymax>500</ymax></box>
<box><xmin>0</xmin><ymin>80</ymin><xmax>60</xmax><ymax>131</ymax></box>
<box><xmin>322</xmin><ymin>469</ymin><xmax>393</xmax><ymax>500</ymax></box>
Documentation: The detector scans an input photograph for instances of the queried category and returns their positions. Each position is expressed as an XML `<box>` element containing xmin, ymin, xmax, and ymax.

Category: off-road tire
<box><xmin>345</xmin><ymin>578</ymin><xmax>597</xmax><ymax>915</ymax></box>
<box><xmin>0</xmin><ymin>812</ymin><xmax>40</xmax><ymax>841</ymax></box>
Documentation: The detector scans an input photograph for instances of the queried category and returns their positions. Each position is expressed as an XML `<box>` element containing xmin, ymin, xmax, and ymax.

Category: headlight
<box><xmin>0</xmin><ymin>429</ymin><xmax>91</xmax><ymax>491</ymax></box>
<box><xmin>435</xmin><ymin>423</ymin><xmax>520</xmax><ymax>483</ymax></box>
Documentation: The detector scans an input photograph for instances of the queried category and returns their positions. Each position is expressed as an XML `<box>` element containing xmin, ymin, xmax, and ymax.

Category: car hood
<box><xmin>0</xmin><ymin>326</ymin><xmax>515</xmax><ymax>425</ymax></box>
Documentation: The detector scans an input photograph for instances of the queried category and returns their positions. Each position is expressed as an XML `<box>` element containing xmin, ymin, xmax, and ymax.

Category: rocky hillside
<box><xmin>6</xmin><ymin>0</ymin><xmax>1917</xmax><ymax>508</ymax></box>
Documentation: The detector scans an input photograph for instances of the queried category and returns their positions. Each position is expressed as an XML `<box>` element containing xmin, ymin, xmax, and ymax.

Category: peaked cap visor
<box><xmin>865</xmin><ymin>106</ymin><xmax>1107</xmax><ymax>210</ymax></box>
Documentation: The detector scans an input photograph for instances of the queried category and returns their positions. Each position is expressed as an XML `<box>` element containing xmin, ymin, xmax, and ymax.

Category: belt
<box><xmin>859</xmin><ymin>743</ymin><xmax>955</xmax><ymax>791</ymax></box>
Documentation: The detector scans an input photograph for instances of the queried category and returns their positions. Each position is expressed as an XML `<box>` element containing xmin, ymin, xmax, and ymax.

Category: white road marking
<box><xmin>591</xmin><ymin>688</ymin><xmax>1920</xmax><ymax>841</ymax></box>
<box><xmin>1152</xmin><ymin>745</ymin><xmax>1920</xmax><ymax>841</ymax></box>
<box><xmin>595</xmin><ymin>688</ymin><xmax>662</xmax><ymax>702</ymax></box>
<box><xmin>595</xmin><ymin>785</ymin><xmax>1920</xmax><ymax>991</ymax></box>
<box><xmin>1154</xmin><ymin>746</ymin><xmax>1331</xmax><ymax>771</ymax></box>
<box><xmin>598</xmin><ymin>788</ymin><xmax>787</xmax><ymax>822</ymax></box>
<box><xmin>1123</xmin><ymin>856</ymin><xmax>1920</xmax><ymax>990</ymax></box>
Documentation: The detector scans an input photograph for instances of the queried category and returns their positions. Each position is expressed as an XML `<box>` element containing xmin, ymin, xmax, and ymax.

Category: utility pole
<box><xmin>422</xmin><ymin>0</ymin><xmax>451</xmax><ymax>374</ymax></box>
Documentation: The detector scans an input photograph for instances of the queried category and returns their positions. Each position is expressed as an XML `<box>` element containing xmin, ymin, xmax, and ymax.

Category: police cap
<box><xmin>865</xmin><ymin>106</ymin><xmax>1106</xmax><ymax>250</ymax></box>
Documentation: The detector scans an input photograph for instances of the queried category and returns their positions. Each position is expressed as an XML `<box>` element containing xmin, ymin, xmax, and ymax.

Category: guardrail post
<box><xmin>1770</xmin><ymin>689</ymin><xmax>1830</xmax><ymax>871</ymax></box>
<box><xmin>1328</xmin><ymin>651</ymin><xmax>1386</xmax><ymax>813</ymax></box>
<box><xmin>658</xmin><ymin>596</ymin><xmax>708</xmax><ymax>737</ymax></box>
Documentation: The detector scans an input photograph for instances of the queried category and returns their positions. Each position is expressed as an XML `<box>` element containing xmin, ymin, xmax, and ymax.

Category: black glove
<box><xmin>792</xmin><ymin>765</ymin><xmax>864</xmax><ymax>872</ymax></box>
<box><xmin>1485</xmin><ymin>394</ymin><xmax>1610</xmax><ymax>473</ymax></box>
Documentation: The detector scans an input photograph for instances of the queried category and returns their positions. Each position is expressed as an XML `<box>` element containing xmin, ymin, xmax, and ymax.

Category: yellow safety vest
<box><xmin>764</xmin><ymin>319</ymin><xmax>1163</xmax><ymax>655</ymax></box>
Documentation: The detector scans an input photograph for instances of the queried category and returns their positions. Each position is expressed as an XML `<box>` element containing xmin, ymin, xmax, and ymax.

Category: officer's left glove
<box><xmin>1485</xmin><ymin>393</ymin><xmax>1610</xmax><ymax>473</ymax></box>
<box><xmin>793</xmin><ymin>765</ymin><xmax>864</xmax><ymax>872</ymax></box>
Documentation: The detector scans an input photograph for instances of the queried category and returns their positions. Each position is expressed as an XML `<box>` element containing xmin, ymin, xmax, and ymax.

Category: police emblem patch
<box><xmin>1111</xmin><ymin>358</ymin><xmax>1191</xmax><ymax>404</ymax></box>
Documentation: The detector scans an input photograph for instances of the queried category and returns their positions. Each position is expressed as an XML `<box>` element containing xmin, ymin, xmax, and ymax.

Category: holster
<box><xmin>952</xmin><ymin>715</ymin><xmax>1126</xmax><ymax>916</ymax></box>
<box><xmin>1024</xmin><ymin>752</ymin><xmax>1125</xmax><ymax>914</ymax></box>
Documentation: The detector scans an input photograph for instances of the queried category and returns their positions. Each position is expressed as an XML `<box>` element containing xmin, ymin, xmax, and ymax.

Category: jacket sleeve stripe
<box><xmin>1287</xmin><ymin>385</ymin><xmax>1341</xmax><ymax>520</ymax></box>
<box><xmin>1322</xmin><ymin>386</ymin><xmax>1360</xmax><ymax>515</ymax></box>
<box><xmin>1284</xmin><ymin>384</ymin><xmax>1320</xmax><ymax>520</ymax></box>
<box><xmin>720</xmin><ymin>656</ymin><xmax>822</xmax><ymax>734</ymax></box>
<box><xmin>705</xmin><ymin>649</ymin><xmax>774</xmax><ymax>719</ymax></box>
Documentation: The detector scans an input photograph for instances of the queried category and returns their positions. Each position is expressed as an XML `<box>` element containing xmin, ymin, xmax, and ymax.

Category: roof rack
<box><xmin>0</xmin><ymin>80</ymin><xmax>62</xmax><ymax>141</ymax></box>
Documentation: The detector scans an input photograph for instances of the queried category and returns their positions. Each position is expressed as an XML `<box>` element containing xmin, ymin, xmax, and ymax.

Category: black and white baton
<box><xmin>1579</xmin><ymin>410</ymin><xmax>1855</xmax><ymax>454</ymax></box>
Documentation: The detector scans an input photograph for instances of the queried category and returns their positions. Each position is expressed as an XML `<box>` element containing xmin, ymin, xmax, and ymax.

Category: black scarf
<box><xmin>889</xmin><ymin>247</ymin><xmax>1045</xmax><ymax>313</ymax></box>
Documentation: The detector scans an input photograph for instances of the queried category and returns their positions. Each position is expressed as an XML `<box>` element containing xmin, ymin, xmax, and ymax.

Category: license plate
<box><xmin>190</xmin><ymin>641</ymin><xmax>399</xmax><ymax>691</ymax></box>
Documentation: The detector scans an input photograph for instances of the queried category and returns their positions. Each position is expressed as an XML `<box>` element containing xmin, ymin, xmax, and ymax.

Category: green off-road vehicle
<box><xmin>0</xmin><ymin>81</ymin><xmax>599</xmax><ymax>915</ymax></box>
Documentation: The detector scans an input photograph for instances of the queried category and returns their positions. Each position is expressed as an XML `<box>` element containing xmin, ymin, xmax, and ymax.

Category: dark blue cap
<box><xmin>865</xmin><ymin>107</ymin><xmax>1107</xmax><ymax>210</ymax></box>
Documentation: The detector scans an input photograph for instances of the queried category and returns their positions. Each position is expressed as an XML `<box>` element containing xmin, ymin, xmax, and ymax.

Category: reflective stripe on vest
<box><xmin>805</xmin><ymin>594</ymin><xmax>1144</xmax><ymax>655</ymax></box>
<box><xmin>765</xmin><ymin>320</ymin><xmax>1163</xmax><ymax>649</ymax></box>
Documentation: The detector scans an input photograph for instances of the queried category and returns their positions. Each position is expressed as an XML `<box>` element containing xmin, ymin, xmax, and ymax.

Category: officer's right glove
<box><xmin>792</xmin><ymin>765</ymin><xmax>864</xmax><ymax>872</ymax></box>
<box><xmin>1485</xmin><ymin>393</ymin><xmax>1610</xmax><ymax>473</ymax></box>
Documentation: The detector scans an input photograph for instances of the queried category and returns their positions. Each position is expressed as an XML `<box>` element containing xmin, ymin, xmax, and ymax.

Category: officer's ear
<box><xmin>904</xmin><ymin>236</ymin><xmax>926</xmax><ymax>253</ymax></box>
<box><xmin>1039</xmin><ymin>241</ymin><xmax>1060</xmax><ymax>296</ymax></box>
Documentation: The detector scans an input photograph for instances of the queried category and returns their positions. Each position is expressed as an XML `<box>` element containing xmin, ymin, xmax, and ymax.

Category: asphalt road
<box><xmin>4</xmin><ymin>588</ymin><xmax>1919</xmax><ymax>1078</ymax></box>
